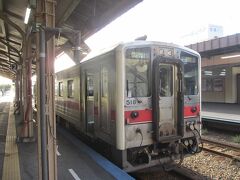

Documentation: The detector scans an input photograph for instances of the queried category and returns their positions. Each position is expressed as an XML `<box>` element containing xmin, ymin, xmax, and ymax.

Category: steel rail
<box><xmin>202</xmin><ymin>137</ymin><xmax>240</xmax><ymax>161</ymax></box>
<box><xmin>202</xmin><ymin>136</ymin><xmax>240</xmax><ymax>151</ymax></box>
<box><xmin>203</xmin><ymin>146</ymin><xmax>240</xmax><ymax>161</ymax></box>
<box><xmin>172</xmin><ymin>166</ymin><xmax>209</xmax><ymax>180</ymax></box>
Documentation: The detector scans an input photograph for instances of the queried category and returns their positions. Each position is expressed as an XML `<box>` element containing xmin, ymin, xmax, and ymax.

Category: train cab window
<box><xmin>67</xmin><ymin>80</ymin><xmax>74</xmax><ymax>98</ymax></box>
<box><xmin>159</xmin><ymin>65</ymin><xmax>173</xmax><ymax>97</ymax></box>
<box><xmin>59</xmin><ymin>82</ymin><xmax>63</xmax><ymax>97</ymax></box>
<box><xmin>125</xmin><ymin>47</ymin><xmax>151</xmax><ymax>97</ymax></box>
<box><xmin>87</xmin><ymin>76</ymin><xmax>94</xmax><ymax>96</ymax></box>
<box><xmin>181</xmin><ymin>52</ymin><xmax>199</xmax><ymax>95</ymax></box>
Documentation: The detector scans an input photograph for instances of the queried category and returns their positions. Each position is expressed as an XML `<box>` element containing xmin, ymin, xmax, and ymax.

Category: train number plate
<box><xmin>125</xmin><ymin>98</ymin><xmax>150</xmax><ymax>107</ymax></box>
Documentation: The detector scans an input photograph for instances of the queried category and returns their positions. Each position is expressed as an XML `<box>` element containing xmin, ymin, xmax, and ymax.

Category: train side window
<box><xmin>181</xmin><ymin>52</ymin><xmax>198</xmax><ymax>95</ymax></box>
<box><xmin>101</xmin><ymin>67</ymin><xmax>108</xmax><ymax>97</ymax></box>
<box><xmin>213</xmin><ymin>78</ymin><xmax>224</xmax><ymax>92</ymax></box>
<box><xmin>59</xmin><ymin>82</ymin><xmax>63</xmax><ymax>97</ymax></box>
<box><xmin>67</xmin><ymin>80</ymin><xmax>74</xmax><ymax>98</ymax></box>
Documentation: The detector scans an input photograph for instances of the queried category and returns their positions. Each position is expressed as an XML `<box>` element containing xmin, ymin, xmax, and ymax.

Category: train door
<box><xmin>152</xmin><ymin>57</ymin><xmax>184</xmax><ymax>142</ymax></box>
<box><xmin>100</xmin><ymin>65</ymin><xmax>110</xmax><ymax>134</ymax></box>
<box><xmin>86</xmin><ymin>73</ymin><xmax>95</xmax><ymax>135</ymax></box>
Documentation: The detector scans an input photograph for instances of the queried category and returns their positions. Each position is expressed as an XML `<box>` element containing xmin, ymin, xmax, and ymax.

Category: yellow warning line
<box><xmin>2</xmin><ymin>103</ymin><xmax>21</xmax><ymax>180</ymax></box>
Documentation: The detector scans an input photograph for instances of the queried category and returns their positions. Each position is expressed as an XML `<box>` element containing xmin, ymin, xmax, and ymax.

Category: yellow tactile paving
<box><xmin>2</xmin><ymin>103</ymin><xmax>21</xmax><ymax>180</ymax></box>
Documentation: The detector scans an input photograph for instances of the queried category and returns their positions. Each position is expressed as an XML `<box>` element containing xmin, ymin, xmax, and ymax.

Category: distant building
<box><xmin>208</xmin><ymin>24</ymin><xmax>223</xmax><ymax>39</ymax></box>
<box><xmin>181</xmin><ymin>24</ymin><xmax>223</xmax><ymax>45</ymax></box>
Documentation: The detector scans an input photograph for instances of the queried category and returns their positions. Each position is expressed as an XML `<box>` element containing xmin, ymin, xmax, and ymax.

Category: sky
<box><xmin>0</xmin><ymin>76</ymin><xmax>12</xmax><ymax>84</ymax></box>
<box><xmin>55</xmin><ymin>52</ymin><xmax>75</xmax><ymax>73</ymax></box>
<box><xmin>58</xmin><ymin>0</ymin><xmax>240</xmax><ymax>71</ymax></box>
<box><xmin>86</xmin><ymin>0</ymin><xmax>240</xmax><ymax>50</ymax></box>
<box><xmin>1</xmin><ymin>0</ymin><xmax>240</xmax><ymax>80</ymax></box>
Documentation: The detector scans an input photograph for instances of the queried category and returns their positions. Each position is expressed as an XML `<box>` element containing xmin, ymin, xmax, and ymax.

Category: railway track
<box><xmin>171</xmin><ymin>166</ymin><xmax>209</xmax><ymax>180</ymax></box>
<box><xmin>202</xmin><ymin>136</ymin><xmax>240</xmax><ymax>161</ymax></box>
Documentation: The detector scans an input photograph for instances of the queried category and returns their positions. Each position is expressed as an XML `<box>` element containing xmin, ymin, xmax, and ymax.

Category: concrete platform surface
<box><xmin>56</xmin><ymin>129</ymin><xmax>116</xmax><ymax>180</ymax></box>
<box><xmin>202</xmin><ymin>102</ymin><xmax>240</xmax><ymax>123</ymax></box>
<box><xmin>0</xmin><ymin>98</ymin><xmax>134</xmax><ymax>180</ymax></box>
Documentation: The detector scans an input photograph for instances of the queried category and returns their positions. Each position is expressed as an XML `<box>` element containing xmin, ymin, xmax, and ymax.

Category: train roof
<box><xmin>56</xmin><ymin>41</ymin><xmax>200</xmax><ymax>76</ymax></box>
<box><xmin>80</xmin><ymin>41</ymin><xmax>200</xmax><ymax>63</ymax></box>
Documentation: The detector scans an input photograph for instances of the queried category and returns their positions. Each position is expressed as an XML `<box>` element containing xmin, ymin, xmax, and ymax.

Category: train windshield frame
<box><xmin>125</xmin><ymin>47</ymin><xmax>151</xmax><ymax>97</ymax></box>
<box><xmin>180</xmin><ymin>52</ymin><xmax>199</xmax><ymax>95</ymax></box>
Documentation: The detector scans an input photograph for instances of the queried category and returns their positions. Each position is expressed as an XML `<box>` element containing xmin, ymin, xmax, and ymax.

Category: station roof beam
<box><xmin>187</xmin><ymin>33</ymin><xmax>240</xmax><ymax>58</ymax></box>
<box><xmin>0</xmin><ymin>0</ymin><xmax>142</xmax><ymax>79</ymax></box>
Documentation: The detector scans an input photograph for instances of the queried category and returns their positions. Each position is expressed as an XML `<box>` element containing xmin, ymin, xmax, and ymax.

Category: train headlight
<box><xmin>191</xmin><ymin>106</ymin><xmax>197</xmax><ymax>113</ymax></box>
<box><xmin>131</xmin><ymin>111</ymin><xmax>139</xmax><ymax>119</ymax></box>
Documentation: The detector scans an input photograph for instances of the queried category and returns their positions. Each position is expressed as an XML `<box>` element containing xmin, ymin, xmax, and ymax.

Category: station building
<box><xmin>188</xmin><ymin>33</ymin><xmax>240</xmax><ymax>104</ymax></box>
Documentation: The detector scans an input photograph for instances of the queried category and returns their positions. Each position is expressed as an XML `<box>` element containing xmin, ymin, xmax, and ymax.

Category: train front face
<box><xmin>123</xmin><ymin>43</ymin><xmax>201</xmax><ymax>170</ymax></box>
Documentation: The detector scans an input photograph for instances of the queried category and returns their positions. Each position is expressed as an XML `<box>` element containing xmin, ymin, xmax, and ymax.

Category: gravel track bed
<box><xmin>183</xmin><ymin>129</ymin><xmax>240</xmax><ymax>179</ymax></box>
<box><xmin>182</xmin><ymin>151</ymin><xmax>240</xmax><ymax>179</ymax></box>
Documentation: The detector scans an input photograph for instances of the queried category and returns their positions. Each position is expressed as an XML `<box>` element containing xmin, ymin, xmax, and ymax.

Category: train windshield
<box><xmin>125</xmin><ymin>47</ymin><xmax>151</xmax><ymax>97</ymax></box>
<box><xmin>181</xmin><ymin>52</ymin><xmax>199</xmax><ymax>95</ymax></box>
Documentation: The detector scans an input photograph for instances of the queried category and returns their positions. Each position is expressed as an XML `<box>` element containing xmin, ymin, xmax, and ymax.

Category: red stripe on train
<box><xmin>184</xmin><ymin>104</ymin><xmax>200</xmax><ymax>118</ymax></box>
<box><xmin>125</xmin><ymin>104</ymin><xmax>200</xmax><ymax>124</ymax></box>
<box><xmin>125</xmin><ymin>109</ymin><xmax>152</xmax><ymax>124</ymax></box>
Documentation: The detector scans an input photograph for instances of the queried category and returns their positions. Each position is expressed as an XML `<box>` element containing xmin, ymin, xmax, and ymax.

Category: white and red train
<box><xmin>55</xmin><ymin>41</ymin><xmax>202</xmax><ymax>172</ymax></box>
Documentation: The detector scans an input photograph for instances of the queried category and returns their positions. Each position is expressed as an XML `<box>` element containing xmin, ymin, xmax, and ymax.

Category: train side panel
<box><xmin>56</xmin><ymin>65</ymin><xmax>81</xmax><ymax>129</ymax></box>
<box><xmin>80</xmin><ymin>50</ymin><xmax>117</xmax><ymax>145</ymax></box>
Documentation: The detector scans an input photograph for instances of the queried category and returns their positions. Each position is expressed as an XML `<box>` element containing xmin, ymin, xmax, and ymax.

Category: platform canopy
<box><xmin>0</xmin><ymin>0</ymin><xmax>142</xmax><ymax>79</ymax></box>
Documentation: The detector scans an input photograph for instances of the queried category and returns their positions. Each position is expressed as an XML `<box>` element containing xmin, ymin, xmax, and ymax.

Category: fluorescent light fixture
<box><xmin>204</xmin><ymin>70</ymin><xmax>212</xmax><ymax>74</ymax></box>
<box><xmin>204</xmin><ymin>70</ymin><xmax>212</xmax><ymax>76</ymax></box>
<box><xmin>221</xmin><ymin>54</ymin><xmax>240</xmax><ymax>59</ymax></box>
<box><xmin>24</xmin><ymin>7</ymin><xmax>31</xmax><ymax>24</ymax></box>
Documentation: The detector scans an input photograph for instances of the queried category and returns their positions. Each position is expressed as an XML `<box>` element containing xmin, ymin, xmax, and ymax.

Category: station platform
<box><xmin>202</xmin><ymin>102</ymin><xmax>240</xmax><ymax>125</ymax></box>
<box><xmin>0</xmin><ymin>96</ymin><xmax>134</xmax><ymax>180</ymax></box>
